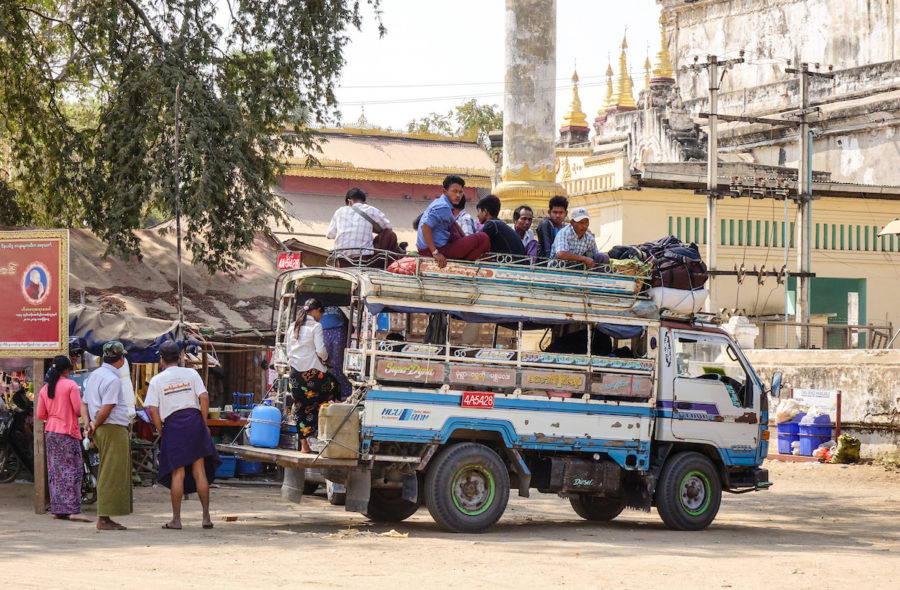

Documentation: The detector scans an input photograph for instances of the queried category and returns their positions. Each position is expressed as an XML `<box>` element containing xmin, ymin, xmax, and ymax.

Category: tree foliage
<box><xmin>406</xmin><ymin>99</ymin><xmax>502</xmax><ymax>149</ymax></box>
<box><xmin>0</xmin><ymin>1</ymin><xmax>381</xmax><ymax>273</ymax></box>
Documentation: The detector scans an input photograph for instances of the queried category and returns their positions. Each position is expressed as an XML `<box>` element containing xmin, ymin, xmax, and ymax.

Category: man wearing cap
<box><xmin>549</xmin><ymin>207</ymin><xmax>610</xmax><ymax>270</ymax></box>
<box><xmin>326</xmin><ymin>187</ymin><xmax>405</xmax><ymax>267</ymax></box>
<box><xmin>145</xmin><ymin>340</ymin><xmax>221</xmax><ymax>530</ymax></box>
<box><xmin>81</xmin><ymin>341</ymin><xmax>133</xmax><ymax>530</ymax></box>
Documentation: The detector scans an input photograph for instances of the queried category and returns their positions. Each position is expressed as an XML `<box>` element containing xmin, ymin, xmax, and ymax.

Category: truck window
<box><xmin>675</xmin><ymin>336</ymin><xmax>751</xmax><ymax>407</ymax></box>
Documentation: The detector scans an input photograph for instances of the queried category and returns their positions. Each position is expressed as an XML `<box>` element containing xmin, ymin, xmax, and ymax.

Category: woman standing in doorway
<box><xmin>285</xmin><ymin>298</ymin><xmax>339</xmax><ymax>453</ymax></box>
<box><xmin>36</xmin><ymin>355</ymin><xmax>91</xmax><ymax>522</ymax></box>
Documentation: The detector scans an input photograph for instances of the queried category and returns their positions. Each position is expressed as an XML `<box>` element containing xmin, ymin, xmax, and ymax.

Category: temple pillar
<box><xmin>494</xmin><ymin>0</ymin><xmax>567</xmax><ymax>211</ymax></box>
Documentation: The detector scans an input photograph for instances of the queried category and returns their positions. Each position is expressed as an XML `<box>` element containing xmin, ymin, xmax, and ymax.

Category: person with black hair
<box><xmin>513</xmin><ymin>205</ymin><xmax>539</xmax><ymax>260</ymax></box>
<box><xmin>81</xmin><ymin>341</ymin><xmax>132</xmax><ymax>530</ymax></box>
<box><xmin>285</xmin><ymin>298</ymin><xmax>339</xmax><ymax>453</ymax></box>
<box><xmin>145</xmin><ymin>340</ymin><xmax>221</xmax><ymax>530</ymax></box>
<box><xmin>476</xmin><ymin>195</ymin><xmax>526</xmax><ymax>257</ymax></box>
<box><xmin>36</xmin><ymin>355</ymin><xmax>91</xmax><ymax>522</ymax></box>
<box><xmin>536</xmin><ymin>195</ymin><xmax>569</xmax><ymax>258</ymax></box>
<box><xmin>326</xmin><ymin>187</ymin><xmax>404</xmax><ymax>266</ymax></box>
<box><xmin>416</xmin><ymin>174</ymin><xmax>490</xmax><ymax>267</ymax></box>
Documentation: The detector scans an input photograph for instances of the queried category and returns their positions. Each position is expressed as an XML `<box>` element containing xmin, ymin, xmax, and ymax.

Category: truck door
<box><xmin>667</xmin><ymin>330</ymin><xmax>761</xmax><ymax>459</ymax></box>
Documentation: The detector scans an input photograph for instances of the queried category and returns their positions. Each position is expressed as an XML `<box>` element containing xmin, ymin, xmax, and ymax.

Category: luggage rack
<box><xmin>326</xmin><ymin>248</ymin><xmax>652</xmax><ymax>301</ymax></box>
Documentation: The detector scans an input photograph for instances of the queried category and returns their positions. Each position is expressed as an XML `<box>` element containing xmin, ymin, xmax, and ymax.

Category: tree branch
<box><xmin>122</xmin><ymin>0</ymin><xmax>168</xmax><ymax>48</ymax></box>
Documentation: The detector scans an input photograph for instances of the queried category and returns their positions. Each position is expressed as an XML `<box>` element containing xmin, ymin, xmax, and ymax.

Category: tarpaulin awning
<box><xmin>68</xmin><ymin>304</ymin><xmax>185</xmax><ymax>363</ymax></box>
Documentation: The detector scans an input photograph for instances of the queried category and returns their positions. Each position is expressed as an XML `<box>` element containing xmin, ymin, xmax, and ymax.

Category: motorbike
<box><xmin>0</xmin><ymin>398</ymin><xmax>34</xmax><ymax>483</ymax></box>
<box><xmin>81</xmin><ymin>437</ymin><xmax>99</xmax><ymax>504</ymax></box>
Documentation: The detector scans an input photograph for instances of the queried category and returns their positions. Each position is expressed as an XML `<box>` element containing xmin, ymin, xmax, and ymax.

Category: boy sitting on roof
<box><xmin>549</xmin><ymin>207</ymin><xmax>611</xmax><ymax>271</ymax></box>
<box><xmin>416</xmin><ymin>175</ymin><xmax>490</xmax><ymax>268</ymax></box>
<box><xmin>476</xmin><ymin>195</ymin><xmax>526</xmax><ymax>259</ymax></box>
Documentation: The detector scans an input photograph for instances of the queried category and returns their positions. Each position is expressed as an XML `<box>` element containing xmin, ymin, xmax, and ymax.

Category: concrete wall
<box><xmin>662</xmin><ymin>0</ymin><xmax>900</xmax><ymax>99</ymax></box>
<box><xmin>745</xmin><ymin>348</ymin><xmax>900</xmax><ymax>456</ymax></box>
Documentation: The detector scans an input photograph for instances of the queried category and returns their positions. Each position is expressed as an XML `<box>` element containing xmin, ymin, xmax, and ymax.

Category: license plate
<box><xmin>461</xmin><ymin>391</ymin><xmax>495</xmax><ymax>409</ymax></box>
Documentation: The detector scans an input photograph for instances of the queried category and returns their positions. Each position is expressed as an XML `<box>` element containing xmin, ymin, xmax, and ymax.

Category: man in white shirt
<box><xmin>82</xmin><ymin>340</ymin><xmax>133</xmax><ymax>530</ymax></box>
<box><xmin>326</xmin><ymin>188</ymin><xmax>405</xmax><ymax>267</ymax></box>
<box><xmin>145</xmin><ymin>340</ymin><xmax>220</xmax><ymax>530</ymax></box>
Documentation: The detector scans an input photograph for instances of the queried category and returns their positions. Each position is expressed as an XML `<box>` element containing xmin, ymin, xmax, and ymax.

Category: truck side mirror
<box><xmin>770</xmin><ymin>371</ymin><xmax>783</xmax><ymax>397</ymax></box>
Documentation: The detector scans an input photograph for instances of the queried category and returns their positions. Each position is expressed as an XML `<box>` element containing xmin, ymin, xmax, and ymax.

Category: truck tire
<box><xmin>366</xmin><ymin>488</ymin><xmax>419</xmax><ymax>522</ymax></box>
<box><xmin>424</xmin><ymin>442</ymin><xmax>510</xmax><ymax>533</ymax></box>
<box><xmin>569</xmin><ymin>495</ymin><xmax>626</xmax><ymax>521</ymax></box>
<box><xmin>0</xmin><ymin>447</ymin><xmax>22</xmax><ymax>483</ymax></box>
<box><xmin>655</xmin><ymin>451</ymin><xmax>722</xmax><ymax>531</ymax></box>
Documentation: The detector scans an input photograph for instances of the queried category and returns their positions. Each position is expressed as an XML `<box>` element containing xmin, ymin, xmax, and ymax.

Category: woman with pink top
<box><xmin>36</xmin><ymin>356</ymin><xmax>91</xmax><ymax>522</ymax></box>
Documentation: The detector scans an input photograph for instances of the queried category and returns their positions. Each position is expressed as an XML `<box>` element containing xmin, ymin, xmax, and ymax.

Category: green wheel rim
<box><xmin>679</xmin><ymin>470</ymin><xmax>711</xmax><ymax>516</ymax></box>
<box><xmin>451</xmin><ymin>464</ymin><xmax>495</xmax><ymax>516</ymax></box>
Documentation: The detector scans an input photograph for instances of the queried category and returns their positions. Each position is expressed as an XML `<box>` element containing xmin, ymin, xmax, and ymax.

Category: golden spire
<box><xmin>644</xmin><ymin>55</ymin><xmax>651</xmax><ymax>91</ymax></box>
<box><xmin>613</xmin><ymin>34</ymin><xmax>636</xmax><ymax>109</ymax></box>
<box><xmin>561</xmin><ymin>69</ymin><xmax>588</xmax><ymax>128</ymax></box>
<box><xmin>601</xmin><ymin>62</ymin><xmax>614</xmax><ymax>112</ymax></box>
<box><xmin>652</xmin><ymin>12</ymin><xmax>674</xmax><ymax>80</ymax></box>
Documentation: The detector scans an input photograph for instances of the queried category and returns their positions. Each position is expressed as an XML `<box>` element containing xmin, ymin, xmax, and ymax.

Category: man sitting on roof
<box><xmin>476</xmin><ymin>195</ymin><xmax>526</xmax><ymax>259</ymax></box>
<box><xmin>416</xmin><ymin>175</ymin><xmax>490</xmax><ymax>268</ymax></box>
<box><xmin>327</xmin><ymin>188</ymin><xmax>405</xmax><ymax>267</ymax></box>
<box><xmin>549</xmin><ymin>207</ymin><xmax>610</xmax><ymax>270</ymax></box>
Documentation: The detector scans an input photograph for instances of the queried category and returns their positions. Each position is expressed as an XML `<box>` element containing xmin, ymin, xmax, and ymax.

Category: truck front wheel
<box><xmin>655</xmin><ymin>451</ymin><xmax>722</xmax><ymax>531</ymax></box>
<box><xmin>569</xmin><ymin>495</ymin><xmax>626</xmax><ymax>521</ymax></box>
<box><xmin>424</xmin><ymin>442</ymin><xmax>510</xmax><ymax>533</ymax></box>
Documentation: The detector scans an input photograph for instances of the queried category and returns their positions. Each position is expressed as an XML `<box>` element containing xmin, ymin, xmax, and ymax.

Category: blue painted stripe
<box><xmin>367</xmin><ymin>389</ymin><xmax>653</xmax><ymax>417</ymax></box>
<box><xmin>657</xmin><ymin>400</ymin><xmax>721</xmax><ymax>415</ymax></box>
<box><xmin>365</xmin><ymin>422</ymin><xmax>651</xmax><ymax>470</ymax></box>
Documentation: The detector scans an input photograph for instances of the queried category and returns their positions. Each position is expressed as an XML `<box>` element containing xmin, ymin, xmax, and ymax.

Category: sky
<box><xmin>333</xmin><ymin>0</ymin><xmax>668</xmax><ymax>132</ymax></box>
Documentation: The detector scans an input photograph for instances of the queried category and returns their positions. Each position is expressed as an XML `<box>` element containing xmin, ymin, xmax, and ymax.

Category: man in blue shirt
<box><xmin>416</xmin><ymin>175</ymin><xmax>490</xmax><ymax>268</ymax></box>
<box><xmin>550</xmin><ymin>207</ymin><xmax>610</xmax><ymax>270</ymax></box>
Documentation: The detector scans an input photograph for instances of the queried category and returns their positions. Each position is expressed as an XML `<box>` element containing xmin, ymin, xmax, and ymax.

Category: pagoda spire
<box><xmin>601</xmin><ymin>61</ymin><xmax>614</xmax><ymax>111</ymax></box>
<box><xmin>561</xmin><ymin>69</ymin><xmax>588</xmax><ymax>128</ymax></box>
<box><xmin>612</xmin><ymin>34</ymin><xmax>636</xmax><ymax>109</ymax></box>
<box><xmin>560</xmin><ymin>68</ymin><xmax>590</xmax><ymax>146</ymax></box>
<box><xmin>652</xmin><ymin>12</ymin><xmax>675</xmax><ymax>81</ymax></box>
<box><xmin>643</xmin><ymin>54</ymin><xmax>652</xmax><ymax>91</ymax></box>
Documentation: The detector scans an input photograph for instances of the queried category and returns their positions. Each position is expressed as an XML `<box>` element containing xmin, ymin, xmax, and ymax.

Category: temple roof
<box><xmin>281</xmin><ymin>128</ymin><xmax>493</xmax><ymax>188</ymax></box>
<box><xmin>561</xmin><ymin>70</ymin><xmax>589</xmax><ymax>129</ymax></box>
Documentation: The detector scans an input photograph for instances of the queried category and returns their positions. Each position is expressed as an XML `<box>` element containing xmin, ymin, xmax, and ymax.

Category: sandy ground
<box><xmin>0</xmin><ymin>460</ymin><xmax>897</xmax><ymax>590</ymax></box>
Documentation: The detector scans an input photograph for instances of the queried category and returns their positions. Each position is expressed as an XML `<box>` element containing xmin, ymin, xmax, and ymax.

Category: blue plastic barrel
<box><xmin>798</xmin><ymin>415</ymin><xmax>832</xmax><ymax>456</ymax></box>
<box><xmin>236</xmin><ymin>459</ymin><xmax>261</xmax><ymax>475</ymax></box>
<box><xmin>776</xmin><ymin>412</ymin><xmax>806</xmax><ymax>454</ymax></box>
<box><xmin>248</xmin><ymin>404</ymin><xmax>282</xmax><ymax>448</ymax></box>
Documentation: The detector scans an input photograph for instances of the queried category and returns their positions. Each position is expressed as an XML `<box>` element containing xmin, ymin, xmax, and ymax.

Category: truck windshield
<box><xmin>675</xmin><ymin>336</ymin><xmax>751</xmax><ymax>408</ymax></box>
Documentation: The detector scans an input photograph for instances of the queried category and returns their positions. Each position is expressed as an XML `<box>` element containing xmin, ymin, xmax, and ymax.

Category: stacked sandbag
<box><xmin>609</xmin><ymin>235</ymin><xmax>709</xmax><ymax>313</ymax></box>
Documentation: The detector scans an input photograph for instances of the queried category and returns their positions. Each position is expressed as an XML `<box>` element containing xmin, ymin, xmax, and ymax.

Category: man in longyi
<box><xmin>145</xmin><ymin>340</ymin><xmax>221</xmax><ymax>530</ymax></box>
<box><xmin>81</xmin><ymin>341</ymin><xmax>133</xmax><ymax>530</ymax></box>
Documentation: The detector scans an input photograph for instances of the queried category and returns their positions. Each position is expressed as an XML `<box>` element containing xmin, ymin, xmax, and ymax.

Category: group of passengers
<box><xmin>326</xmin><ymin>174</ymin><xmax>609</xmax><ymax>270</ymax></box>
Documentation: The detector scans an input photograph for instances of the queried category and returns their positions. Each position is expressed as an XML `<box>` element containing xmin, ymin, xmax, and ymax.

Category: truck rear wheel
<box><xmin>569</xmin><ymin>495</ymin><xmax>626</xmax><ymax>521</ymax></box>
<box><xmin>366</xmin><ymin>488</ymin><xmax>419</xmax><ymax>522</ymax></box>
<box><xmin>424</xmin><ymin>442</ymin><xmax>509</xmax><ymax>533</ymax></box>
<box><xmin>655</xmin><ymin>451</ymin><xmax>721</xmax><ymax>531</ymax></box>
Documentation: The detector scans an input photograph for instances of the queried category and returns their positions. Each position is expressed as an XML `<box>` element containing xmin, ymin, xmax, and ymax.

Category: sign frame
<box><xmin>0</xmin><ymin>229</ymin><xmax>69</xmax><ymax>358</ymax></box>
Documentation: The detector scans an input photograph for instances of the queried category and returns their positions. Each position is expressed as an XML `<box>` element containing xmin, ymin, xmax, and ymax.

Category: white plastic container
<box><xmin>648</xmin><ymin>287</ymin><xmax>708</xmax><ymax>314</ymax></box>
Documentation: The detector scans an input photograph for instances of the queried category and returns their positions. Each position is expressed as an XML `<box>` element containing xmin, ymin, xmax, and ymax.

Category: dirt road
<box><xmin>0</xmin><ymin>460</ymin><xmax>897</xmax><ymax>590</ymax></box>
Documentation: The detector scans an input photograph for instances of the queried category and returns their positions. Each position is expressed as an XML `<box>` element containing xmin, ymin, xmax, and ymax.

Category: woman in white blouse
<box><xmin>285</xmin><ymin>298</ymin><xmax>339</xmax><ymax>453</ymax></box>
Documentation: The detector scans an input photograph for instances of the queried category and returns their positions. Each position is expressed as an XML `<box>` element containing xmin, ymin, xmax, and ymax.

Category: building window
<box><xmin>832</xmin><ymin>224</ymin><xmax>837</xmax><ymax>250</ymax></box>
<box><xmin>790</xmin><ymin>222</ymin><xmax>795</xmax><ymax>248</ymax></box>
<box><xmin>676</xmin><ymin>216</ymin><xmax>682</xmax><ymax>239</ymax></box>
<box><xmin>872</xmin><ymin>226</ymin><xmax>879</xmax><ymax>252</ymax></box>
<box><xmin>840</xmin><ymin>225</ymin><xmax>845</xmax><ymax>250</ymax></box>
<box><xmin>720</xmin><ymin>219</ymin><xmax>726</xmax><ymax>245</ymax></box>
<box><xmin>858</xmin><ymin>225</ymin><xmax>863</xmax><ymax>251</ymax></box>
<box><xmin>729</xmin><ymin>219</ymin><xmax>735</xmax><ymax>246</ymax></box>
<box><xmin>815</xmin><ymin>223</ymin><xmax>820</xmax><ymax>249</ymax></box>
<box><xmin>755</xmin><ymin>220</ymin><xmax>761</xmax><ymax>247</ymax></box>
<box><xmin>694</xmin><ymin>217</ymin><xmax>701</xmax><ymax>244</ymax></box>
<box><xmin>703</xmin><ymin>218</ymin><xmax>707</xmax><ymax>245</ymax></box>
<box><xmin>737</xmin><ymin>219</ymin><xmax>743</xmax><ymax>246</ymax></box>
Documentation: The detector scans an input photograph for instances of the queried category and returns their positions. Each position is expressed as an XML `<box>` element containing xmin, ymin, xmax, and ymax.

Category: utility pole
<box><xmin>686</xmin><ymin>54</ymin><xmax>744</xmax><ymax>313</ymax></box>
<box><xmin>785</xmin><ymin>63</ymin><xmax>833</xmax><ymax>347</ymax></box>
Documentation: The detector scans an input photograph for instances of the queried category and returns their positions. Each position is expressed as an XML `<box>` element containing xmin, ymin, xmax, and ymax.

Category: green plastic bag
<box><xmin>830</xmin><ymin>433</ymin><xmax>861</xmax><ymax>464</ymax></box>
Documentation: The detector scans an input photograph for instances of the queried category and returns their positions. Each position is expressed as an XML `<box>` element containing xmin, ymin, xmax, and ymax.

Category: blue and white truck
<box><xmin>222</xmin><ymin>256</ymin><xmax>778</xmax><ymax>533</ymax></box>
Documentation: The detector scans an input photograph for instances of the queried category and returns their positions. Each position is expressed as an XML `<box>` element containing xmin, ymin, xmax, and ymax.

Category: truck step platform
<box><xmin>215</xmin><ymin>444</ymin><xmax>358</xmax><ymax>468</ymax></box>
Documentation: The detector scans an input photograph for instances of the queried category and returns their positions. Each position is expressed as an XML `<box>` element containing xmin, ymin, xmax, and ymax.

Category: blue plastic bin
<box><xmin>215</xmin><ymin>455</ymin><xmax>236</xmax><ymax>478</ymax></box>
<box><xmin>799</xmin><ymin>415</ymin><xmax>832</xmax><ymax>456</ymax></box>
<box><xmin>776</xmin><ymin>412</ymin><xmax>806</xmax><ymax>455</ymax></box>
<box><xmin>236</xmin><ymin>459</ymin><xmax>261</xmax><ymax>475</ymax></box>
<box><xmin>248</xmin><ymin>404</ymin><xmax>282</xmax><ymax>448</ymax></box>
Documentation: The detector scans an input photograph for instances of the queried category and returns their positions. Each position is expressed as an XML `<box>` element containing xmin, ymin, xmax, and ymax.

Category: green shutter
<box><xmin>667</xmin><ymin>216</ymin><xmax>673</xmax><ymax>235</ymax></box>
